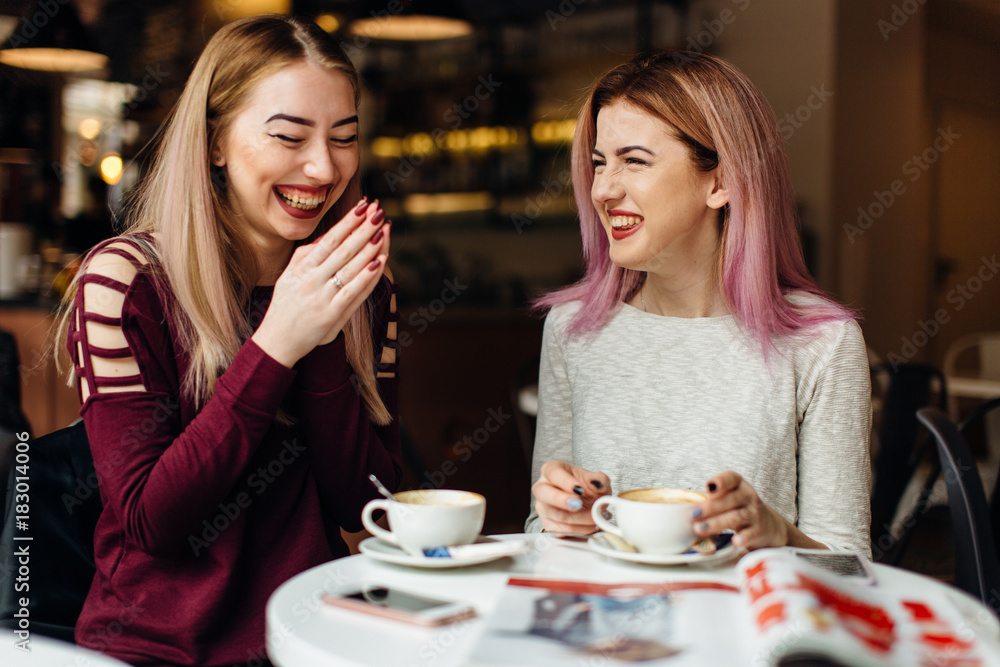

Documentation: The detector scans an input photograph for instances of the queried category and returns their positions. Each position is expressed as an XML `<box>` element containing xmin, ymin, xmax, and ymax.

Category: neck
<box><xmin>254</xmin><ymin>238</ymin><xmax>294</xmax><ymax>286</ymax></box>
<box><xmin>636</xmin><ymin>242</ymin><xmax>728</xmax><ymax>318</ymax></box>
<box><xmin>639</xmin><ymin>273</ymin><xmax>727</xmax><ymax>318</ymax></box>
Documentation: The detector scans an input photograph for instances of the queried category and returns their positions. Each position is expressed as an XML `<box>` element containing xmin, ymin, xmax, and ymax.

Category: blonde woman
<box><xmin>58</xmin><ymin>16</ymin><xmax>398</xmax><ymax>666</ymax></box>
<box><xmin>527</xmin><ymin>52</ymin><xmax>871</xmax><ymax>555</ymax></box>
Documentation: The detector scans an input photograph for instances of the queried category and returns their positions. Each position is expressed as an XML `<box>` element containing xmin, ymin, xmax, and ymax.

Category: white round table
<box><xmin>265</xmin><ymin>534</ymin><xmax>1000</xmax><ymax>667</ymax></box>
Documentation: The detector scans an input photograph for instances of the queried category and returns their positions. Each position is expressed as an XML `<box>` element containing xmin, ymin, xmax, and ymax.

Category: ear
<box><xmin>211</xmin><ymin>150</ymin><xmax>226</xmax><ymax>167</ymax></box>
<box><xmin>706</xmin><ymin>170</ymin><xmax>728</xmax><ymax>210</ymax></box>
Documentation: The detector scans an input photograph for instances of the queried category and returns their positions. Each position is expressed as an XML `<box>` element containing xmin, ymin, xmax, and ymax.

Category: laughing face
<box><xmin>591</xmin><ymin>101</ymin><xmax>727</xmax><ymax>276</ymax></box>
<box><xmin>216</xmin><ymin>60</ymin><xmax>359</xmax><ymax>253</ymax></box>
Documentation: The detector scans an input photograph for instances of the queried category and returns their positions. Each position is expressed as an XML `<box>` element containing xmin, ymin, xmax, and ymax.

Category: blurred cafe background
<box><xmin>0</xmin><ymin>0</ymin><xmax>998</xmax><ymax>540</ymax></box>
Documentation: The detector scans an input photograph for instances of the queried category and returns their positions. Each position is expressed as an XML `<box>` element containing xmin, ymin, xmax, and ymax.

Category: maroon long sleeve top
<box><xmin>67</xmin><ymin>238</ymin><xmax>401</xmax><ymax>666</ymax></box>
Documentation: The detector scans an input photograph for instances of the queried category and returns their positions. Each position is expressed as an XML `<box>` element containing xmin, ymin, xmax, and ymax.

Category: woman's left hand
<box><xmin>689</xmin><ymin>471</ymin><xmax>792</xmax><ymax>550</ymax></box>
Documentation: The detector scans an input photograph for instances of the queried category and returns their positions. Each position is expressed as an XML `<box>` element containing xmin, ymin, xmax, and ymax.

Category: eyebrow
<box><xmin>265</xmin><ymin>113</ymin><xmax>359</xmax><ymax>129</ymax></box>
<box><xmin>591</xmin><ymin>145</ymin><xmax>656</xmax><ymax>157</ymax></box>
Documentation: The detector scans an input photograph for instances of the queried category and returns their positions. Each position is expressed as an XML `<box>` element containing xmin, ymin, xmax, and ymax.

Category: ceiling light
<box><xmin>315</xmin><ymin>14</ymin><xmax>340</xmax><ymax>33</ymax></box>
<box><xmin>0</xmin><ymin>15</ymin><xmax>16</xmax><ymax>44</ymax></box>
<box><xmin>0</xmin><ymin>1</ymin><xmax>107</xmax><ymax>72</ymax></box>
<box><xmin>100</xmin><ymin>153</ymin><xmax>122</xmax><ymax>185</ymax></box>
<box><xmin>403</xmin><ymin>192</ymin><xmax>493</xmax><ymax>216</ymax></box>
<box><xmin>217</xmin><ymin>0</ymin><xmax>291</xmax><ymax>21</ymax></box>
<box><xmin>350</xmin><ymin>15</ymin><xmax>473</xmax><ymax>41</ymax></box>
<box><xmin>78</xmin><ymin>117</ymin><xmax>100</xmax><ymax>140</ymax></box>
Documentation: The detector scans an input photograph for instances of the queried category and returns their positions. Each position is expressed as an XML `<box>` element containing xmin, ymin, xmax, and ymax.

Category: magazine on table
<box><xmin>466</xmin><ymin>548</ymin><xmax>1000</xmax><ymax>666</ymax></box>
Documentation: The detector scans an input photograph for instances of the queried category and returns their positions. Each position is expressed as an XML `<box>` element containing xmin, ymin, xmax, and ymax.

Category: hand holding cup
<box><xmin>533</xmin><ymin>460</ymin><xmax>611</xmax><ymax>535</ymax></box>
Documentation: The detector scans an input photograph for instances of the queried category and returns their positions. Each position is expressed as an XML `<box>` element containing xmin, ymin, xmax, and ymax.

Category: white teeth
<box><xmin>610</xmin><ymin>215</ymin><xmax>642</xmax><ymax>228</ymax></box>
<box><xmin>277</xmin><ymin>189</ymin><xmax>327</xmax><ymax>210</ymax></box>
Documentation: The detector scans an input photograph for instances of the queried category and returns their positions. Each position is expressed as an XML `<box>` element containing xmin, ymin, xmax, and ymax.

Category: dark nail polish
<box><xmin>708</xmin><ymin>483</ymin><xmax>717</xmax><ymax>493</ymax></box>
<box><xmin>370</xmin><ymin>228</ymin><xmax>384</xmax><ymax>245</ymax></box>
<box><xmin>371</xmin><ymin>209</ymin><xmax>385</xmax><ymax>225</ymax></box>
<box><xmin>367</xmin><ymin>258</ymin><xmax>381</xmax><ymax>271</ymax></box>
<box><xmin>590</xmin><ymin>480</ymin><xmax>603</xmax><ymax>489</ymax></box>
<box><xmin>572</xmin><ymin>486</ymin><xmax>583</xmax><ymax>496</ymax></box>
<box><xmin>354</xmin><ymin>198</ymin><xmax>369</xmax><ymax>215</ymax></box>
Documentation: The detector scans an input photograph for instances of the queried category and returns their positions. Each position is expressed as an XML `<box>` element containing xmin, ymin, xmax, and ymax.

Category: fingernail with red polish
<box><xmin>354</xmin><ymin>198</ymin><xmax>369</xmax><ymax>215</ymax></box>
<box><xmin>370</xmin><ymin>229</ymin><xmax>384</xmax><ymax>245</ymax></box>
<box><xmin>367</xmin><ymin>258</ymin><xmax>381</xmax><ymax>271</ymax></box>
<box><xmin>371</xmin><ymin>209</ymin><xmax>385</xmax><ymax>225</ymax></box>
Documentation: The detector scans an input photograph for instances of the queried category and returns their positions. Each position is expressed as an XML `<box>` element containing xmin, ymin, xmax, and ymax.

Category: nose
<box><xmin>303</xmin><ymin>141</ymin><xmax>337</xmax><ymax>184</ymax></box>
<box><xmin>591</xmin><ymin>166</ymin><xmax>623</xmax><ymax>207</ymax></box>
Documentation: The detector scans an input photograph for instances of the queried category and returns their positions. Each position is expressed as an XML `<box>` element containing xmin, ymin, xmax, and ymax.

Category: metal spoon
<box><xmin>368</xmin><ymin>474</ymin><xmax>396</xmax><ymax>502</ymax></box>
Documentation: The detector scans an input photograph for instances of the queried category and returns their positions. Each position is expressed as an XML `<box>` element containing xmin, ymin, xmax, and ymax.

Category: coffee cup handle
<box><xmin>591</xmin><ymin>496</ymin><xmax>623</xmax><ymax>537</ymax></box>
<box><xmin>361</xmin><ymin>499</ymin><xmax>398</xmax><ymax>546</ymax></box>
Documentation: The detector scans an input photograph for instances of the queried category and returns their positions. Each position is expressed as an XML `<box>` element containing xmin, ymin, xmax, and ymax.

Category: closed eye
<box><xmin>592</xmin><ymin>157</ymin><xmax>606</xmax><ymax>169</ymax></box>
<box><xmin>624</xmin><ymin>156</ymin><xmax>648</xmax><ymax>165</ymax></box>
<box><xmin>331</xmin><ymin>134</ymin><xmax>358</xmax><ymax>145</ymax></box>
<box><xmin>270</xmin><ymin>134</ymin><xmax>302</xmax><ymax>144</ymax></box>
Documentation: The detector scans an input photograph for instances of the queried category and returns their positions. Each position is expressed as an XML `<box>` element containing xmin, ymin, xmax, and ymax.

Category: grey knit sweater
<box><xmin>525</xmin><ymin>295</ymin><xmax>872</xmax><ymax>556</ymax></box>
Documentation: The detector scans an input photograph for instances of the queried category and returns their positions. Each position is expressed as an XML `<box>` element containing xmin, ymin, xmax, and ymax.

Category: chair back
<box><xmin>0</xmin><ymin>420</ymin><xmax>101</xmax><ymax>641</ymax></box>
<box><xmin>869</xmin><ymin>363</ymin><xmax>947</xmax><ymax>554</ymax></box>
<box><xmin>916</xmin><ymin>407</ymin><xmax>1000</xmax><ymax>615</ymax></box>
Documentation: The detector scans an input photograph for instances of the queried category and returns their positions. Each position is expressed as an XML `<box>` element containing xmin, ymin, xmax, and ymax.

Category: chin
<box><xmin>607</xmin><ymin>250</ymin><xmax>644</xmax><ymax>273</ymax></box>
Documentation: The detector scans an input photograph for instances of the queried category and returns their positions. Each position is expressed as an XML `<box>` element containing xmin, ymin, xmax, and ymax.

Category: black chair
<box><xmin>915</xmin><ymin>407</ymin><xmax>1000</xmax><ymax>616</ymax></box>
<box><xmin>869</xmin><ymin>362</ymin><xmax>948</xmax><ymax>559</ymax></box>
<box><xmin>890</xmin><ymin>396</ymin><xmax>1000</xmax><ymax>565</ymax></box>
<box><xmin>0</xmin><ymin>420</ymin><xmax>101</xmax><ymax>641</ymax></box>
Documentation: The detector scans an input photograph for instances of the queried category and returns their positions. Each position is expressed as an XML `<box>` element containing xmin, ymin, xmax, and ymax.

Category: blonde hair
<box><xmin>59</xmin><ymin>15</ymin><xmax>390</xmax><ymax>424</ymax></box>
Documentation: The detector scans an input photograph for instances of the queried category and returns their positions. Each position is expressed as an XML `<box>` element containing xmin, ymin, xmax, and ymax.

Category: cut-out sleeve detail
<box><xmin>376</xmin><ymin>285</ymin><xmax>398</xmax><ymax>378</ymax></box>
<box><xmin>69</xmin><ymin>241</ymin><xmax>149</xmax><ymax>403</ymax></box>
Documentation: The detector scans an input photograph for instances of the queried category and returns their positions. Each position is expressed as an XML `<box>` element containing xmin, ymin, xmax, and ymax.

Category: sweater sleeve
<box><xmin>525</xmin><ymin>309</ymin><xmax>575</xmax><ymax>533</ymax></box>
<box><xmin>795</xmin><ymin>319</ymin><xmax>873</xmax><ymax>556</ymax></box>
<box><xmin>72</xmin><ymin>249</ymin><xmax>296</xmax><ymax>557</ymax></box>
<box><xmin>290</xmin><ymin>276</ymin><xmax>402</xmax><ymax>533</ymax></box>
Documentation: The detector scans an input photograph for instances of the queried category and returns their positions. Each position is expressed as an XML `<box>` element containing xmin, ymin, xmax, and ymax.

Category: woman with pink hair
<box><xmin>526</xmin><ymin>51</ymin><xmax>871</xmax><ymax>555</ymax></box>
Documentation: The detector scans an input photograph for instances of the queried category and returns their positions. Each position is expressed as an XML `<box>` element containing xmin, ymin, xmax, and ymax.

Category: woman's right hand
<box><xmin>533</xmin><ymin>460</ymin><xmax>611</xmax><ymax>535</ymax></box>
<box><xmin>253</xmin><ymin>197</ymin><xmax>389</xmax><ymax>368</ymax></box>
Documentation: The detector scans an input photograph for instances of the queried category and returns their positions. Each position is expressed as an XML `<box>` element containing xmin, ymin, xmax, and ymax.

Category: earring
<box><xmin>213</xmin><ymin>154</ymin><xmax>224</xmax><ymax>165</ymax></box>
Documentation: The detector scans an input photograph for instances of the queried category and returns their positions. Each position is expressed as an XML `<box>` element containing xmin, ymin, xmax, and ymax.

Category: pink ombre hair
<box><xmin>537</xmin><ymin>51</ymin><xmax>854</xmax><ymax>355</ymax></box>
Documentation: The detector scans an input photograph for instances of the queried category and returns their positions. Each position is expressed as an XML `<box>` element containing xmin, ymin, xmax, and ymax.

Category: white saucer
<box><xmin>587</xmin><ymin>532</ymin><xmax>740</xmax><ymax>566</ymax></box>
<box><xmin>359</xmin><ymin>536</ymin><xmax>516</xmax><ymax>569</ymax></box>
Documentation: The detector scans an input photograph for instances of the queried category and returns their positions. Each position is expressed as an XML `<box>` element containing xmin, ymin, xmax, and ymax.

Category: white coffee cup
<box><xmin>361</xmin><ymin>489</ymin><xmax>485</xmax><ymax>555</ymax></box>
<box><xmin>591</xmin><ymin>487</ymin><xmax>706</xmax><ymax>554</ymax></box>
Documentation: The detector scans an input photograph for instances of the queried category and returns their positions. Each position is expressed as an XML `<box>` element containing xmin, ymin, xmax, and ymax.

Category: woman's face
<box><xmin>217</xmin><ymin>60</ymin><xmax>359</xmax><ymax>251</ymax></box>
<box><xmin>591</xmin><ymin>101</ymin><xmax>727</xmax><ymax>274</ymax></box>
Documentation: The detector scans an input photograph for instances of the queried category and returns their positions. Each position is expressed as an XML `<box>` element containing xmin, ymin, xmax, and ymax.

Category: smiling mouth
<box><xmin>274</xmin><ymin>186</ymin><xmax>329</xmax><ymax>211</ymax></box>
<box><xmin>610</xmin><ymin>214</ymin><xmax>643</xmax><ymax>230</ymax></box>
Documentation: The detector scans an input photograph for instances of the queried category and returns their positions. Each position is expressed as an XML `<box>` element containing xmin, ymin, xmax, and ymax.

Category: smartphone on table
<box><xmin>789</xmin><ymin>548</ymin><xmax>877</xmax><ymax>585</ymax></box>
<box><xmin>323</xmin><ymin>585</ymin><xmax>476</xmax><ymax>626</ymax></box>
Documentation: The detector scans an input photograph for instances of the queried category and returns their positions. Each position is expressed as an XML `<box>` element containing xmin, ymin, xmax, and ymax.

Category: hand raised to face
<box><xmin>252</xmin><ymin>198</ymin><xmax>390</xmax><ymax>368</ymax></box>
